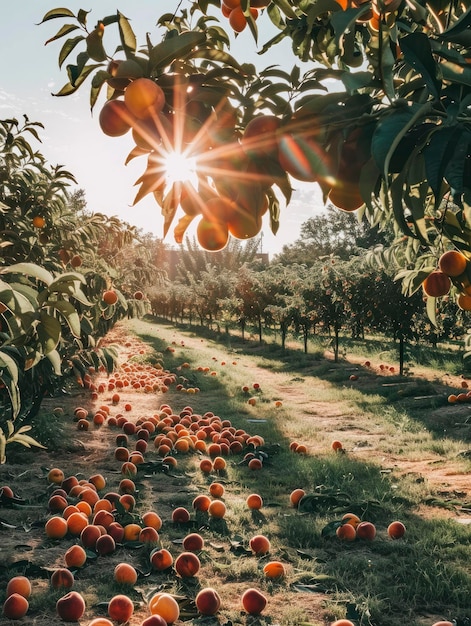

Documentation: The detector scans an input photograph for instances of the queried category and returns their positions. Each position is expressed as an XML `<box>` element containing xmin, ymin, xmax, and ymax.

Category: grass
<box><xmin>129</xmin><ymin>317</ymin><xmax>471</xmax><ymax>625</ymax></box>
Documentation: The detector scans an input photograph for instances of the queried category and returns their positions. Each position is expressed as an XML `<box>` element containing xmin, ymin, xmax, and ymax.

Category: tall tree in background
<box><xmin>274</xmin><ymin>206</ymin><xmax>393</xmax><ymax>264</ymax></box>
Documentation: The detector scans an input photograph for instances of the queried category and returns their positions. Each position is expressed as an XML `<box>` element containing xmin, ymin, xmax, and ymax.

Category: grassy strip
<box><xmin>128</xmin><ymin>317</ymin><xmax>471</xmax><ymax>626</ymax></box>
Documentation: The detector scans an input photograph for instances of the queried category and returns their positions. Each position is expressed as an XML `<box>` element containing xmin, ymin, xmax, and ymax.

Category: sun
<box><xmin>163</xmin><ymin>149</ymin><xmax>198</xmax><ymax>187</ymax></box>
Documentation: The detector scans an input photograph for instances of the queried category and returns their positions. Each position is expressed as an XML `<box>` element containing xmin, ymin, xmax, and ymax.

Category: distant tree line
<box><xmin>149</xmin><ymin>207</ymin><xmax>468</xmax><ymax>373</ymax></box>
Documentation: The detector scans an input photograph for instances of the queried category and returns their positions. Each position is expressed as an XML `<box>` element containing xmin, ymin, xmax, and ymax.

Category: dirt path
<box><xmin>137</xmin><ymin>321</ymin><xmax>470</xmax><ymax>518</ymax></box>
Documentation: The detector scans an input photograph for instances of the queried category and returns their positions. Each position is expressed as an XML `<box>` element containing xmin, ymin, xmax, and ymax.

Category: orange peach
<box><xmin>96</xmin><ymin>534</ymin><xmax>116</xmax><ymax>556</ymax></box>
<box><xmin>249</xmin><ymin>534</ymin><xmax>270</xmax><ymax>555</ymax></box>
<box><xmin>65</xmin><ymin>544</ymin><xmax>87</xmax><ymax>568</ymax></box>
<box><xmin>6</xmin><ymin>576</ymin><xmax>31</xmax><ymax>599</ymax></box>
<box><xmin>56</xmin><ymin>591</ymin><xmax>86</xmax><ymax>621</ymax></box>
<box><xmin>171</xmin><ymin>507</ymin><xmax>190</xmax><ymax>523</ymax></box>
<box><xmin>182</xmin><ymin>532</ymin><xmax>204</xmax><ymax>552</ymax></box>
<box><xmin>150</xmin><ymin>548</ymin><xmax>173</xmax><ymax>571</ymax></box>
<box><xmin>174</xmin><ymin>551</ymin><xmax>201</xmax><ymax>577</ymax></box>
<box><xmin>241</xmin><ymin>588</ymin><xmax>267</xmax><ymax>614</ymax></box>
<box><xmin>108</xmin><ymin>594</ymin><xmax>134</xmax><ymax>623</ymax></box>
<box><xmin>50</xmin><ymin>568</ymin><xmax>74</xmax><ymax>590</ymax></box>
<box><xmin>3</xmin><ymin>593</ymin><xmax>29</xmax><ymax>619</ymax></box>
<box><xmin>114</xmin><ymin>562</ymin><xmax>138</xmax><ymax>585</ymax></box>
<box><xmin>149</xmin><ymin>592</ymin><xmax>180</xmax><ymax>623</ymax></box>
<box><xmin>195</xmin><ymin>587</ymin><xmax>221</xmax><ymax>615</ymax></box>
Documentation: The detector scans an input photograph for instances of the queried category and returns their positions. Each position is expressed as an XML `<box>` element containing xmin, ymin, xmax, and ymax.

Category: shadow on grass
<box><xmin>128</xmin><ymin>317</ymin><xmax>471</xmax><ymax>626</ymax></box>
<box><xmin>143</xmin><ymin>316</ymin><xmax>471</xmax><ymax>444</ymax></box>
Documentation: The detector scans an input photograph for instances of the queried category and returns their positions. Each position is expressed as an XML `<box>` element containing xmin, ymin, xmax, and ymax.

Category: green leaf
<box><xmin>404</xmin><ymin>156</ymin><xmax>431</xmax><ymax>244</ymax></box>
<box><xmin>440</xmin><ymin>61</ymin><xmax>471</xmax><ymax>88</ymax></box>
<box><xmin>389</xmin><ymin>169</ymin><xmax>418</xmax><ymax>239</ymax></box>
<box><xmin>267</xmin><ymin>188</ymin><xmax>280</xmax><ymax>236</ymax></box>
<box><xmin>0</xmin><ymin>286</ymin><xmax>36</xmax><ymax>318</ymax></box>
<box><xmin>0</xmin><ymin>351</ymin><xmax>20</xmax><ymax>419</ymax></box>
<box><xmin>192</xmin><ymin>47</ymin><xmax>242</xmax><ymax>70</ymax></box>
<box><xmin>58</xmin><ymin>35</ymin><xmax>86</xmax><ymax>69</ymax></box>
<box><xmin>423</xmin><ymin>127</ymin><xmax>461</xmax><ymax>200</ymax></box>
<box><xmin>340</xmin><ymin>71</ymin><xmax>372</xmax><ymax>93</ymax></box>
<box><xmin>308</xmin><ymin>0</ymin><xmax>342</xmax><ymax>24</ymax></box>
<box><xmin>45</xmin><ymin>299</ymin><xmax>81</xmax><ymax>337</ymax></box>
<box><xmin>331</xmin><ymin>5</ymin><xmax>370</xmax><ymax>59</ymax></box>
<box><xmin>7</xmin><ymin>432</ymin><xmax>47</xmax><ymax>451</ymax></box>
<box><xmin>271</xmin><ymin>0</ymin><xmax>298</xmax><ymax>19</ymax></box>
<box><xmin>46</xmin><ymin>350</ymin><xmax>62</xmax><ymax>376</ymax></box>
<box><xmin>426</xmin><ymin>294</ymin><xmax>438</xmax><ymax>327</ymax></box>
<box><xmin>86</xmin><ymin>27</ymin><xmax>107</xmax><ymax>62</ymax></box>
<box><xmin>445</xmin><ymin>131</ymin><xmax>471</xmax><ymax>195</ymax></box>
<box><xmin>90</xmin><ymin>70</ymin><xmax>109</xmax><ymax>110</ymax></box>
<box><xmin>399</xmin><ymin>33</ymin><xmax>441</xmax><ymax>100</ymax></box>
<box><xmin>53</xmin><ymin>272</ymin><xmax>86</xmax><ymax>286</ymax></box>
<box><xmin>101</xmin><ymin>14</ymin><xmax>120</xmax><ymax>27</ymax></box>
<box><xmin>243</xmin><ymin>5</ymin><xmax>259</xmax><ymax>43</ymax></box>
<box><xmin>71</xmin><ymin>288</ymin><xmax>94</xmax><ymax>307</ymax></box>
<box><xmin>37</xmin><ymin>312</ymin><xmax>62</xmax><ymax>354</ymax></box>
<box><xmin>207</xmin><ymin>25</ymin><xmax>231</xmax><ymax>47</ymax></box>
<box><xmin>149</xmin><ymin>31</ymin><xmax>207</xmax><ymax>71</ymax></box>
<box><xmin>7</xmin><ymin>283</ymin><xmax>39</xmax><ymax>309</ymax></box>
<box><xmin>44</xmin><ymin>23</ymin><xmax>80</xmax><ymax>46</ymax></box>
<box><xmin>77</xmin><ymin>9</ymin><xmax>89</xmax><ymax>26</ymax></box>
<box><xmin>67</xmin><ymin>64</ymin><xmax>102</xmax><ymax>90</ymax></box>
<box><xmin>321</xmin><ymin>519</ymin><xmax>342</xmax><ymax>538</ymax></box>
<box><xmin>52</xmin><ymin>81</ymin><xmax>78</xmax><ymax>97</ymax></box>
<box><xmin>39</xmin><ymin>8</ymin><xmax>76</xmax><ymax>24</ymax></box>
<box><xmin>0</xmin><ymin>263</ymin><xmax>53</xmax><ymax>286</ymax></box>
<box><xmin>118</xmin><ymin>11</ymin><xmax>137</xmax><ymax>56</ymax></box>
<box><xmin>162</xmin><ymin>187</ymin><xmax>180</xmax><ymax>239</ymax></box>
<box><xmin>371</xmin><ymin>103</ymin><xmax>432</xmax><ymax>181</ymax></box>
<box><xmin>438</xmin><ymin>5</ymin><xmax>471</xmax><ymax>47</ymax></box>
<box><xmin>55</xmin><ymin>63</ymin><xmax>101</xmax><ymax>95</ymax></box>
<box><xmin>101</xmin><ymin>347</ymin><xmax>118</xmax><ymax>373</ymax></box>
<box><xmin>39</xmin><ymin>275</ymin><xmax>86</xmax><ymax>306</ymax></box>
<box><xmin>174</xmin><ymin>214</ymin><xmax>194</xmax><ymax>245</ymax></box>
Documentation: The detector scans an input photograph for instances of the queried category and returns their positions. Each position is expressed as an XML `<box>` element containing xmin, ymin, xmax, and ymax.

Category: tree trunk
<box><xmin>258</xmin><ymin>316</ymin><xmax>263</xmax><ymax>343</ymax></box>
<box><xmin>399</xmin><ymin>334</ymin><xmax>405</xmax><ymax>376</ymax></box>
<box><xmin>303</xmin><ymin>326</ymin><xmax>308</xmax><ymax>353</ymax></box>
<box><xmin>281</xmin><ymin>323</ymin><xmax>287</xmax><ymax>350</ymax></box>
<box><xmin>334</xmin><ymin>326</ymin><xmax>339</xmax><ymax>363</ymax></box>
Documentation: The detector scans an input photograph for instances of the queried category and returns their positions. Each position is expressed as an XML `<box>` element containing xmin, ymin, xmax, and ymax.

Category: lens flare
<box><xmin>163</xmin><ymin>150</ymin><xmax>198</xmax><ymax>187</ymax></box>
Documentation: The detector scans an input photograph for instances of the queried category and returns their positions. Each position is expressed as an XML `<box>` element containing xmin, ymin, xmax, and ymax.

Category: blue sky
<box><xmin>1</xmin><ymin>1</ymin><xmax>325</xmax><ymax>255</ymax></box>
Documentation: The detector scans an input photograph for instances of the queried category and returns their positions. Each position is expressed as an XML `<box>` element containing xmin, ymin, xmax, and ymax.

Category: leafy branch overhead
<box><xmin>40</xmin><ymin>1</ymin><xmax>471</xmax><ymax>313</ymax></box>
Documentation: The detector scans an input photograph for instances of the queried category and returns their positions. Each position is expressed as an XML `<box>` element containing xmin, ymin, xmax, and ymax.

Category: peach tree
<box><xmin>0</xmin><ymin>118</ymin><xmax>155</xmax><ymax>461</ymax></box>
<box><xmin>40</xmin><ymin>0</ymin><xmax>471</xmax><ymax>317</ymax></box>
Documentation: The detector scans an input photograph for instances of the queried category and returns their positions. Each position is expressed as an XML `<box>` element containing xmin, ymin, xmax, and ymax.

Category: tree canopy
<box><xmin>40</xmin><ymin>0</ymin><xmax>471</xmax><ymax>315</ymax></box>
<box><xmin>274</xmin><ymin>205</ymin><xmax>393</xmax><ymax>263</ymax></box>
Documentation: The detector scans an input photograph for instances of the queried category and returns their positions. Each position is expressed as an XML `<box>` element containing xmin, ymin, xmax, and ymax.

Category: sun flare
<box><xmin>163</xmin><ymin>150</ymin><xmax>198</xmax><ymax>187</ymax></box>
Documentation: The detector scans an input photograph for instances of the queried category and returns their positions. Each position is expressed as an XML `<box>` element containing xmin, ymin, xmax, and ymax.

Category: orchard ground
<box><xmin>0</xmin><ymin>317</ymin><xmax>470</xmax><ymax>626</ymax></box>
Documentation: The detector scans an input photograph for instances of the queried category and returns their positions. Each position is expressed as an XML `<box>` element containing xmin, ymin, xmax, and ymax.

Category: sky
<box><xmin>1</xmin><ymin>1</ymin><xmax>326</xmax><ymax>256</ymax></box>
